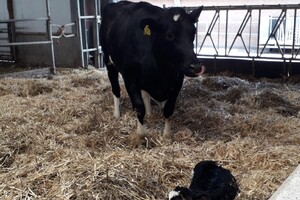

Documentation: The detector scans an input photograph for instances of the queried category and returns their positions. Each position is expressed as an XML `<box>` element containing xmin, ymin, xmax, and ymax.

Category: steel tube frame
<box><xmin>0</xmin><ymin>18</ymin><xmax>49</xmax><ymax>23</ymax></box>
<box><xmin>0</xmin><ymin>41</ymin><xmax>52</xmax><ymax>46</ymax></box>
<box><xmin>0</xmin><ymin>0</ymin><xmax>56</xmax><ymax>72</ymax></box>
<box><xmin>198</xmin><ymin>9</ymin><xmax>220</xmax><ymax>54</ymax></box>
<box><xmin>46</xmin><ymin>0</ymin><xmax>56</xmax><ymax>73</ymax></box>
<box><xmin>260</xmin><ymin>9</ymin><xmax>287</xmax><ymax>57</ymax></box>
<box><xmin>228</xmin><ymin>9</ymin><xmax>252</xmax><ymax>55</ymax></box>
<box><xmin>191</xmin><ymin>4</ymin><xmax>300</xmax><ymax>63</ymax></box>
<box><xmin>76</xmin><ymin>0</ymin><xmax>102</xmax><ymax>68</ymax></box>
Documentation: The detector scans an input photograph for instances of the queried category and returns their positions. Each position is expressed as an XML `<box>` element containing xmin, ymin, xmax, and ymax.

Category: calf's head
<box><xmin>141</xmin><ymin>6</ymin><xmax>205</xmax><ymax>77</ymax></box>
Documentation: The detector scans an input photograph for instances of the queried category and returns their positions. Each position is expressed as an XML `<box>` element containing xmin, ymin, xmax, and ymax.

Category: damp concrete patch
<box><xmin>269</xmin><ymin>165</ymin><xmax>300</xmax><ymax>200</ymax></box>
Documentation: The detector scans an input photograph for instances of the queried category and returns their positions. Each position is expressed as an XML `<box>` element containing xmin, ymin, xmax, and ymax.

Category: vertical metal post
<box><xmin>7</xmin><ymin>0</ymin><xmax>16</xmax><ymax>62</ymax></box>
<box><xmin>217</xmin><ymin>9</ymin><xmax>220</xmax><ymax>55</ymax></box>
<box><xmin>82</xmin><ymin>0</ymin><xmax>89</xmax><ymax>67</ymax></box>
<box><xmin>257</xmin><ymin>9</ymin><xmax>261</xmax><ymax>58</ymax></box>
<box><xmin>195</xmin><ymin>22</ymin><xmax>198</xmax><ymax>53</ymax></box>
<box><xmin>213</xmin><ymin>55</ymin><xmax>217</xmax><ymax>73</ymax></box>
<box><xmin>251</xmin><ymin>58</ymin><xmax>255</xmax><ymax>76</ymax></box>
<box><xmin>283</xmin><ymin>58</ymin><xmax>287</xmax><ymax>77</ymax></box>
<box><xmin>292</xmin><ymin>9</ymin><xmax>297</xmax><ymax>59</ymax></box>
<box><xmin>225</xmin><ymin>9</ymin><xmax>228</xmax><ymax>56</ymax></box>
<box><xmin>249</xmin><ymin>9</ymin><xmax>252</xmax><ymax>56</ymax></box>
<box><xmin>77</xmin><ymin>0</ymin><xmax>85</xmax><ymax>67</ymax></box>
<box><xmin>46</xmin><ymin>0</ymin><xmax>56</xmax><ymax>74</ymax></box>
<box><xmin>93</xmin><ymin>0</ymin><xmax>101</xmax><ymax>69</ymax></box>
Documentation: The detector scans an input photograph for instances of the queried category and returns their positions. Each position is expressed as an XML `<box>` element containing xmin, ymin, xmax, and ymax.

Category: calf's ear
<box><xmin>189</xmin><ymin>6</ymin><xmax>203</xmax><ymax>23</ymax></box>
<box><xmin>140</xmin><ymin>18</ymin><xmax>157</xmax><ymax>36</ymax></box>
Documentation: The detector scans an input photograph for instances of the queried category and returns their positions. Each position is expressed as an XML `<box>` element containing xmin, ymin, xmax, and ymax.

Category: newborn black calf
<box><xmin>169</xmin><ymin>160</ymin><xmax>239</xmax><ymax>200</ymax></box>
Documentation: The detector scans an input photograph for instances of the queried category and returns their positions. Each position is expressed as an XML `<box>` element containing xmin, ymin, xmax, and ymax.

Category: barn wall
<box><xmin>0</xmin><ymin>2</ymin><xmax>10</xmax><ymax>60</ymax></box>
<box><xmin>12</xmin><ymin>0</ymin><xmax>81</xmax><ymax>67</ymax></box>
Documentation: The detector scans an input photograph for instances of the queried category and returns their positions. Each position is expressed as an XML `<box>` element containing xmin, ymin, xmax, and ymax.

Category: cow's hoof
<box><xmin>137</xmin><ymin>133</ymin><xmax>148</xmax><ymax>144</ymax></box>
<box><xmin>162</xmin><ymin>134</ymin><xmax>173</xmax><ymax>145</ymax></box>
<box><xmin>128</xmin><ymin>133</ymin><xmax>149</xmax><ymax>147</ymax></box>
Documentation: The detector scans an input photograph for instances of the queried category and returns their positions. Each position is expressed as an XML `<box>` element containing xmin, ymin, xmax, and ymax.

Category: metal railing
<box><xmin>0</xmin><ymin>0</ymin><xmax>56</xmax><ymax>72</ymax></box>
<box><xmin>76</xmin><ymin>0</ymin><xmax>102</xmax><ymax>69</ymax></box>
<box><xmin>185</xmin><ymin>4</ymin><xmax>300</xmax><ymax>64</ymax></box>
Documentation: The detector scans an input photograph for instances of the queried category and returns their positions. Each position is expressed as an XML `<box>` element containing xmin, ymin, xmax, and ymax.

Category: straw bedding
<box><xmin>0</xmin><ymin>68</ymin><xmax>299</xmax><ymax>199</ymax></box>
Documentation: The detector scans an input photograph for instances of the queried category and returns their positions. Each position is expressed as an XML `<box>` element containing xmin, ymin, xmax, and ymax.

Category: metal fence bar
<box><xmin>76</xmin><ymin>0</ymin><xmax>85</xmax><ymax>67</ymax></box>
<box><xmin>260</xmin><ymin>9</ymin><xmax>287</xmax><ymax>57</ymax></box>
<box><xmin>46</xmin><ymin>0</ymin><xmax>56</xmax><ymax>73</ymax></box>
<box><xmin>0</xmin><ymin>18</ymin><xmax>49</xmax><ymax>23</ymax></box>
<box><xmin>52</xmin><ymin>23</ymin><xmax>76</xmax><ymax>39</ymax></box>
<box><xmin>198</xmin><ymin>10</ymin><xmax>220</xmax><ymax>54</ymax></box>
<box><xmin>228</xmin><ymin>9</ymin><xmax>251</xmax><ymax>55</ymax></box>
<box><xmin>0</xmin><ymin>41</ymin><xmax>52</xmax><ymax>46</ymax></box>
<box><xmin>93</xmin><ymin>0</ymin><xmax>101</xmax><ymax>69</ymax></box>
<box><xmin>0</xmin><ymin>0</ymin><xmax>56</xmax><ymax>72</ymax></box>
<box><xmin>225</xmin><ymin>9</ymin><xmax>228</xmax><ymax>56</ymax></box>
<box><xmin>189</xmin><ymin>4</ymin><xmax>300</xmax><ymax>64</ymax></box>
<box><xmin>76</xmin><ymin>0</ymin><xmax>102</xmax><ymax>68</ymax></box>
<box><xmin>292</xmin><ymin>9</ymin><xmax>297</xmax><ymax>58</ymax></box>
<box><xmin>187</xmin><ymin>4</ymin><xmax>300</xmax><ymax>11</ymax></box>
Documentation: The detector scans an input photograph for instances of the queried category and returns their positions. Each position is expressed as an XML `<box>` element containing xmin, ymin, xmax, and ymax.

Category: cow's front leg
<box><xmin>163</xmin><ymin>118</ymin><xmax>171</xmax><ymax>139</ymax></box>
<box><xmin>162</xmin><ymin>74</ymin><xmax>184</xmax><ymax>140</ymax></box>
<box><xmin>163</xmin><ymin>101</ymin><xmax>175</xmax><ymax>140</ymax></box>
<box><xmin>124</xmin><ymin>82</ymin><xmax>147</xmax><ymax>138</ymax></box>
<box><xmin>134</xmin><ymin>96</ymin><xmax>148</xmax><ymax>139</ymax></box>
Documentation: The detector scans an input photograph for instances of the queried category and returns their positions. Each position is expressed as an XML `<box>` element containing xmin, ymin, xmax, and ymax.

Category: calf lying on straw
<box><xmin>169</xmin><ymin>160</ymin><xmax>239</xmax><ymax>200</ymax></box>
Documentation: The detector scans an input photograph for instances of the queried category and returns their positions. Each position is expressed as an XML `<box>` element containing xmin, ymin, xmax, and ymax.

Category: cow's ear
<box><xmin>140</xmin><ymin>18</ymin><xmax>157</xmax><ymax>36</ymax></box>
<box><xmin>189</xmin><ymin>6</ymin><xmax>203</xmax><ymax>23</ymax></box>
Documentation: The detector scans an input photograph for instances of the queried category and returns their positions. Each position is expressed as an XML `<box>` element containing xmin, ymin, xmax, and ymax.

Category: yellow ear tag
<box><xmin>144</xmin><ymin>25</ymin><xmax>151</xmax><ymax>36</ymax></box>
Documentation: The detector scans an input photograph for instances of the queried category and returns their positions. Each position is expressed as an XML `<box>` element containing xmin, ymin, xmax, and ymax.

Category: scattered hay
<box><xmin>0</xmin><ymin>68</ymin><xmax>299</xmax><ymax>199</ymax></box>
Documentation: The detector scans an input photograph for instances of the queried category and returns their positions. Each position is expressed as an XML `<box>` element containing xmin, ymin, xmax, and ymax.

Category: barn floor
<box><xmin>0</xmin><ymin>68</ymin><xmax>299</xmax><ymax>199</ymax></box>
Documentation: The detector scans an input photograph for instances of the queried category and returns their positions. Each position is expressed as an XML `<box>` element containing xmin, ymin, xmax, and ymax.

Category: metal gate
<box><xmin>186</xmin><ymin>4</ymin><xmax>300</xmax><ymax>76</ymax></box>
<box><xmin>0</xmin><ymin>0</ymin><xmax>55</xmax><ymax>71</ymax></box>
<box><xmin>0</xmin><ymin>1</ymin><xmax>15</xmax><ymax>63</ymax></box>
<box><xmin>1</xmin><ymin>1</ymin><xmax>299</xmax><ymax>76</ymax></box>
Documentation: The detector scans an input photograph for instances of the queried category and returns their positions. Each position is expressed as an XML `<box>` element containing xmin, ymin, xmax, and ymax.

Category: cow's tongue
<box><xmin>190</xmin><ymin>63</ymin><xmax>205</xmax><ymax>75</ymax></box>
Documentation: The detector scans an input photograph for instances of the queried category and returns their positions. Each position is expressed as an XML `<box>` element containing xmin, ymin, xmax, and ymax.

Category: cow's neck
<box><xmin>158</xmin><ymin>59</ymin><xmax>180</xmax><ymax>79</ymax></box>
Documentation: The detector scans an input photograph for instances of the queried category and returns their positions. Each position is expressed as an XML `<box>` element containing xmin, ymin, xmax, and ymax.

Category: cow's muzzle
<box><xmin>184</xmin><ymin>61</ymin><xmax>206</xmax><ymax>77</ymax></box>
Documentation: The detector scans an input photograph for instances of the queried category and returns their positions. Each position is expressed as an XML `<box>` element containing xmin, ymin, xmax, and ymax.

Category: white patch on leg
<box><xmin>108</xmin><ymin>55</ymin><xmax>114</xmax><ymax>65</ymax></box>
<box><xmin>163</xmin><ymin>118</ymin><xmax>171</xmax><ymax>139</ymax></box>
<box><xmin>168</xmin><ymin>190</ymin><xmax>180</xmax><ymax>200</ymax></box>
<box><xmin>113</xmin><ymin>96</ymin><xmax>120</xmax><ymax>118</ymax></box>
<box><xmin>141</xmin><ymin>90</ymin><xmax>151</xmax><ymax>116</ymax></box>
<box><xmin>137</xmin><ymin>121</ymin><xmax>146</xmax><ymax>137</ymax></box>
<box><xmin>161</xmin><ymin>101</ymin><xmax>166</xmax><ymax>109</ymax></box>
<box><xmin>173</xmin><ymin>14</ymin><xmax>180</xmax><ymax>21</ymax></box>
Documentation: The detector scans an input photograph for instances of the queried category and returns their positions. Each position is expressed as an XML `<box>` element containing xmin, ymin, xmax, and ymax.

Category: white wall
<box><xmin>12</xmin><ymin>0</ymin><xmax>72</xmax><ymax>33</ymax></box>
<box><xmin>0</xmin><ymin>0</ymin><xmax>81</xmax><ymax>67</ymax></box>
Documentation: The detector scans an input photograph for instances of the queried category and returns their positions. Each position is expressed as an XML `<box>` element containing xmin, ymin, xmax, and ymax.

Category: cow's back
<box><xmin>100</xmin><ymin>1</ymin><xmax>131</xmax><ymax>52</ymax></box>
<box><xmin>100</xmin><ymin>2</ymin><xmax>162</xmax><ymax>71</ymax></box>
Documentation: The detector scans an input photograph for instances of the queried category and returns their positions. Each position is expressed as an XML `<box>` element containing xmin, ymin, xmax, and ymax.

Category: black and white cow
<box><xmin>169</xmin><ymin>160</ymin><xmax>240</xmax><ymax>200</ymax></box>
<box><xmin>100</xmin><ymin>1</ymin><xmax>205</xmax><ymax>140</ymax></box>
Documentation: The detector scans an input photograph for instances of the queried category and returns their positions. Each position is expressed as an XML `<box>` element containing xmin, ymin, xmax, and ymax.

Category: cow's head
<box><xmin>140</xmin><ymin>6</ymin><xmax>205</xmax><ymax>77</ymax></box>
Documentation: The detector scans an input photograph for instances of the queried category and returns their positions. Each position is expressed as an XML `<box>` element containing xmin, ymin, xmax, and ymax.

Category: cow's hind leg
<box><xmin>141</xmin><ymin>90</ymin><xmax>151</xmax><ymax>116</ymax></box>
<box><xmin>106</xmin><ymin>61</ymin><xmax>121</xmax><ymax>118</ymax></box>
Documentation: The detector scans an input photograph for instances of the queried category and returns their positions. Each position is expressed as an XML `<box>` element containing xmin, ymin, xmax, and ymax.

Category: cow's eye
<box><xmin>166</xmin><ymin>33</ymin><xmax>175</xmax><ymax>41</ymax></box>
